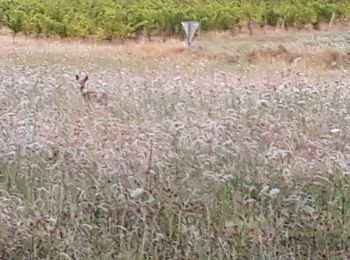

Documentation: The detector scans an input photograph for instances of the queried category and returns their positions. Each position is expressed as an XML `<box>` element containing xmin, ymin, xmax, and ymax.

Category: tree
<box><xmin>239</xmin><ymin>0</ymin><xmax>265</xmax><ymax>35</ymax></box>
<box><xmin>5</xmin><ymin>9</ymin><xmax>27</xmax><ymax>38</ymax></box>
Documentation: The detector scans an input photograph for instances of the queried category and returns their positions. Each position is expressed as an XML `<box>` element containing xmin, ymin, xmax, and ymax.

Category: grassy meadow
<box><xmin>0</xmin><ymin>30</ymin><xmax>350</xmax><ymax>259</ymax></box>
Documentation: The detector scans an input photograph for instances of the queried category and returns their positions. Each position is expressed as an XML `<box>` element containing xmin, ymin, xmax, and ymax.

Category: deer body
<box><xmin>75</xmin><ymin>74</ymin><xmax>108</xmax><ymax>105</ymax></box>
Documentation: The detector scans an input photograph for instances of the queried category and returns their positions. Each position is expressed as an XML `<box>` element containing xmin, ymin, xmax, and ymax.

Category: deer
<box><xmin>75</xmin><ymin>74</ymin><xmax>108</xmax><ymax>105</ymax></box>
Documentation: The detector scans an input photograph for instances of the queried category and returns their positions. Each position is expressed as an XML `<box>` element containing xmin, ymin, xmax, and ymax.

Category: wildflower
<box><xmin>269</xmin><ymin>188</ymin><xmax>280</xmax><ymax>198</ymax></box>
<box><xmin>128</xmin><ymin>188</ymin><xmax>144</xmax><ymax>199</ymax></box>
<box><xmin>330</xmin><ymin>128</ymin><xmax>341</xmax><ymax>134</ymax></box>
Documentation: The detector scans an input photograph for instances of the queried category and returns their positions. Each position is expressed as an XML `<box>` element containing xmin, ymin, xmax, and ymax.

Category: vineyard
<box><xmin>1</xmin><ymin>0</ymin><xmax>350</xmax><ymax>40</ymax></box>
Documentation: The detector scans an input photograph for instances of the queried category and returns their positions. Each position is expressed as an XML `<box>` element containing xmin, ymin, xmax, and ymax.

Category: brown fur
<box><xmin>75</xmin><ymin>74</ymin><xmax>108</xmax><ymax>105</ymax></box>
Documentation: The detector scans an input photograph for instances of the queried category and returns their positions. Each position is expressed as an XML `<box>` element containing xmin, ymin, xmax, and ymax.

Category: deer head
<box><xmin>75</xmin><ymin>74</ymin><xmax>89</xmax><ymax>92</ymax></box>
<box><xmin>74</xmin><ymin>74</ymin><xmax>108</xmax><ymax>105</ymax></box>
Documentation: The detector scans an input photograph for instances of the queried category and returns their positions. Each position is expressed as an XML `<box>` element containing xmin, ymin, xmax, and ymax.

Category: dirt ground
<box><xmin>1</xmin><ymin>27</ymin><xmax>349</xmax><ymax>77</ymax></box>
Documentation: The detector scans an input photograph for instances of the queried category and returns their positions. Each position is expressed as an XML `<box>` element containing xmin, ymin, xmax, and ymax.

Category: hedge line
<box><xmin>0</xmin><ymin>0</ymin><xmax>349</xmax><ymax>40</ymax></box>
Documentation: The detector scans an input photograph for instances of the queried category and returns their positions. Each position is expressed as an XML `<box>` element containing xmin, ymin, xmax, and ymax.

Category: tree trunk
<box><xmin>329</xmin><ymin>12</ymin><xmax>336</xmax><ymax>28</ymax></box>
<box><xmin>281</xmin><ymin>15</ymin><xmax>286</xmax><ymax>30</ymax></box>
<box><xmin>247</xmin><ymin>17</ymin><xmax>253</xmax><ymax>36</ymax></box>
<box><xmin>12</xmin><ymin>32</ymin><xmax>16</xmax><ymax>44</ymax></box>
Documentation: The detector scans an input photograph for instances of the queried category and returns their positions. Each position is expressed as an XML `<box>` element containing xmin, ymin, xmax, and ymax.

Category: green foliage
<box><xmin>5</xmin><ymin>9</ymin><xmax>26</xmax><ymax>35</ymax></box>
<box><xmin>0</xmin><ymin>0</ymin><xmax>350</xmax><ymax>39</ymax></box>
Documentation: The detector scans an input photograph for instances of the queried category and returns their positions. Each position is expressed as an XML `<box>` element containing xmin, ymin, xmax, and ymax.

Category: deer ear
<box><xmin>75</xmin><ymin>74</ymin><xmax>80</xmax><ymax>81</ymax></box>
<box><xmin>84</xmin><ymin>75</ymin><xmax>89</xmax><ymax>81</ymax></box>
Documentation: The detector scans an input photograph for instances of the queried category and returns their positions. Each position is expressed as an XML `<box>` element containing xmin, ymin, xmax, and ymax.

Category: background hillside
<box><xmin>1</xmin><ymin>0</ymin><xmax>350</xmax><ymax>40</ymax></box>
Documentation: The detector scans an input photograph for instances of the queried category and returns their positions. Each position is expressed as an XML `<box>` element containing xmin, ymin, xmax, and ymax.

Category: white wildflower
<box><xmin>268</xmin><ymin>147</ymin><xmax>289</xmax><ymax>160</ymax></box>
<box><xmin>330</xmin><ymin>128</ymin><xmax>341</xmax><ymax>134</ymax></box>
<box><xmin>128</xmin><ymin>188</ymin><xmax>144</xmax><ymax>199</ymax></box>
<box><xmin>256</xmin><ymin>99</ymin><xmax>270</xmax><ymax>107</ymax></box>
<box><xmin>222</xmin><ymin>174</ymin><xmax>234</xmax><ymax>181</ymax></box>
<box><xmin>169</xmin><ymin>120</ymin><xmax>184</xmax><ymax>134</ymax></box>
<box><xmin>268</xmin><ymin>188</ymin><xmax>280</xmax><ymax>198</ymax></box>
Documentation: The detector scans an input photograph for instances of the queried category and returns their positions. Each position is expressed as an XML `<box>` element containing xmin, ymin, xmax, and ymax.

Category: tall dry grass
<box><xmin>0</xmin><ymin>58</ymin><xmax>350</xmax><ymax>258</ymax></box>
